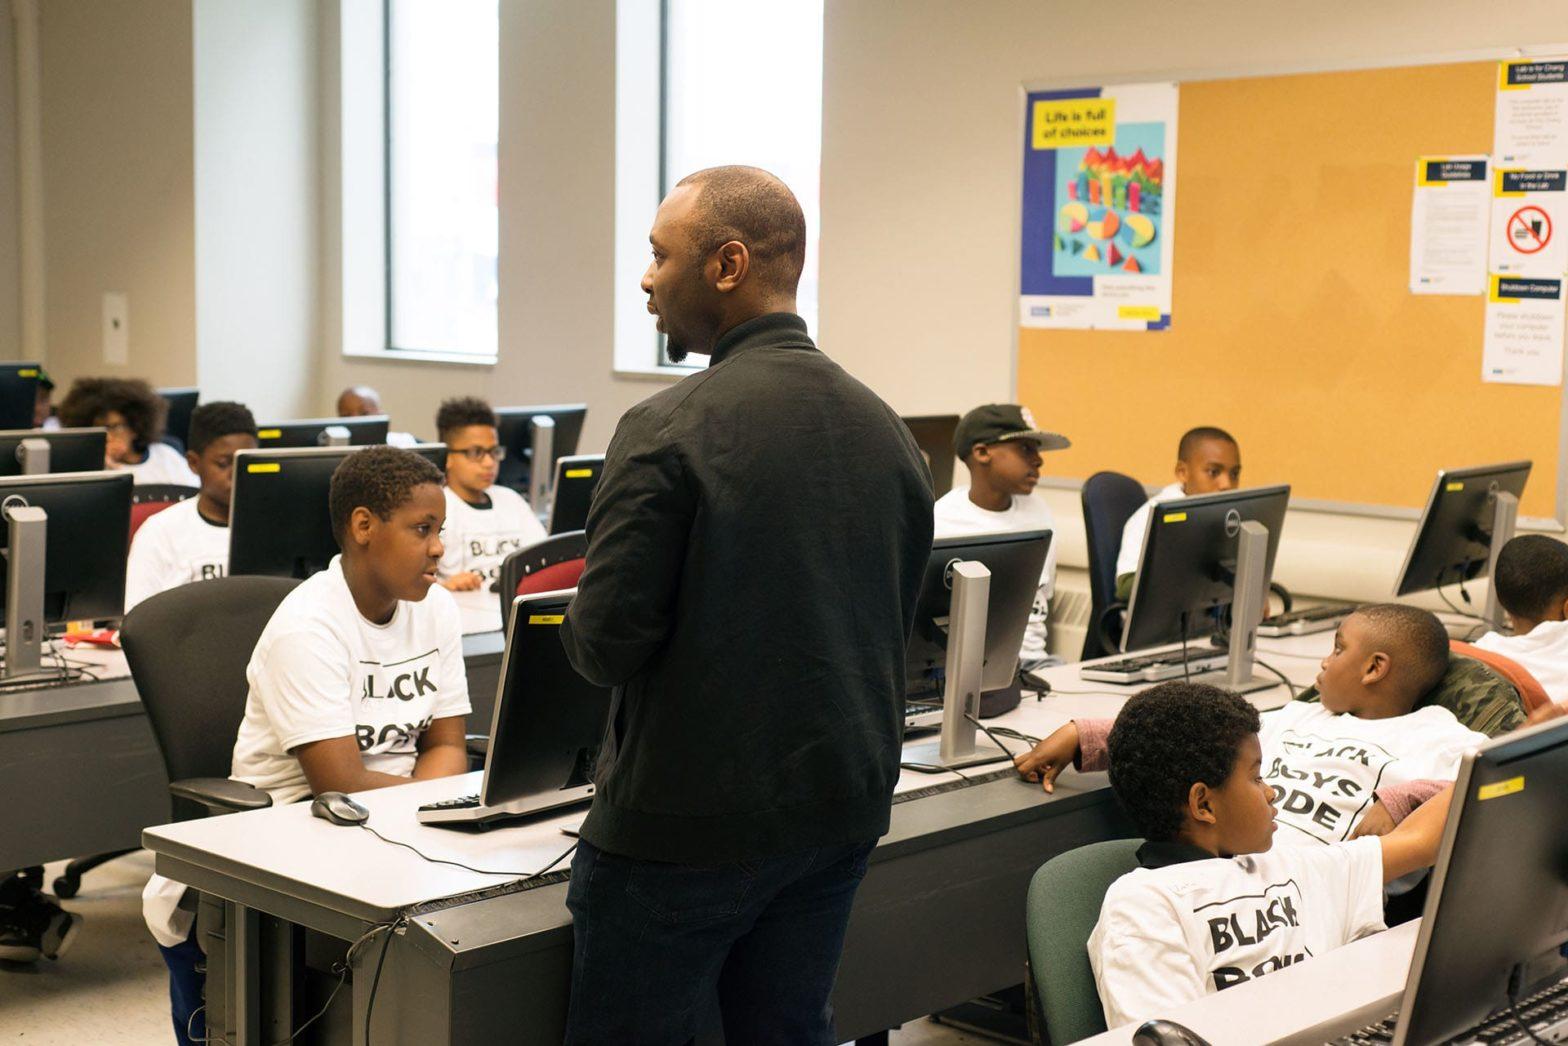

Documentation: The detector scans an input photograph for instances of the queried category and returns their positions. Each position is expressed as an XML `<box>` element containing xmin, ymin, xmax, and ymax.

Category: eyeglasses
<box><xmin>450</xmin><ymin>445</ymin><xmax>506</xmax><ymax>462</ymax></box>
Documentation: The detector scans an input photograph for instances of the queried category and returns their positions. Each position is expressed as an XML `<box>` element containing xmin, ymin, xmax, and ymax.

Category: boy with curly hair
<box><xmin>57</xmin><ymin>376</ymin><xmax>197</xmax><ymax>486</ymax></box>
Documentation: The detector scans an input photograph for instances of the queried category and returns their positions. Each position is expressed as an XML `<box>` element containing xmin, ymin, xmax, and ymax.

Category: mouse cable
<box><xmin>357</xmin><ymin>824</ymin><xmax>580</xmax><ymax>880</ymax></box>
<box><xmin>986</xmin><ymin>725</ymin><xmax>1042</xmax><ymax>746</ymax></box>
<box><xmin>262</xmin><ymin>916</ymin><xmax>403</xmax><ymax>1046</ymax></box>
<box><xmin>1251</xmin><ymin>658</ymin><xmax>1300</xmax><ymax>702</ymax></box>
<box><xmin>964</xmin><ymin>712</ymin><xmax>1018</xmax><ymax>760</ymax></box>
<box><xmin>1506</xmin><ymin>966</ymin><xmax>1553</xmax><ymax>1046</ymax></box>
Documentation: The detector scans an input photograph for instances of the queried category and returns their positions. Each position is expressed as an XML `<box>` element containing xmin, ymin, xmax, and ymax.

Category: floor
<box><xmin>0</xmin><ymin>853</ymin><xmax>1003</xmax><ymax>1045</ymax></box>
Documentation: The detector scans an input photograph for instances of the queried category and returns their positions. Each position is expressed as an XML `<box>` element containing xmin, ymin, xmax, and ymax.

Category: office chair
<box><xmin>128</xmin><ymin>484</ymin><xmax>198</xmax><ymax>543</ymax></box>
<box><xmin>1079</xmin><ymin>471</ymin><xmax>1147</xmax><ymax>660</ymax></box>
<box><xmin>496</xmin><ymin>530</ymin><xmax>587</xmax><ymax>623</ymax></box>
<box><xmin>1024</xmin><ymin>838</ymin><xmax>1142</xmax><ymax>1045</ymax></box>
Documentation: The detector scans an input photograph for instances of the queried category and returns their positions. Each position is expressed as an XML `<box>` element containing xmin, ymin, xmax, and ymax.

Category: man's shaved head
<box><xmin>337</xmin><ymin>385</ymin><xmax>382</xmax><ymax>417</ymax></box>
<box><xmin>673</xmin><ymin>166</ymin><xmax>806</xmax><ymax>296</ymax></box>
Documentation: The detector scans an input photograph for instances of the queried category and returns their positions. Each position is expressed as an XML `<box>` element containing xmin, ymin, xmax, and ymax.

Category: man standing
<box><xmin>560</xmin><ymin>166</ymin><xmax>934</xmax><ymax>1044</ymax></box>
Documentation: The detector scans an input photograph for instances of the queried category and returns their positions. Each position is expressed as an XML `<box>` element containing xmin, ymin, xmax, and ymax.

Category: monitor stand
<box><xmin>528</xmin><ymin>416</ymin><xmax>555</xmax><ymax>521</ymax></box>
<box><xmin>1</xmin><ymin>502</ymin><xmax>55</xmax><ymax>684</ymax></box>
<box><xmin>902</xmin><ymin>560</ymin><xmax>1012</xmax><ymax>771</ymax></box>
<box><xmin>1188</xmin><ymin>519</ymin><xmax>1274</xmax><ymax>695</ymax></box>
<box><xmin>15</xmin><ymin>437</ymin><xmax>48</xmax><ymax>475</ymax></box>
<box><xmin>1482</xmin><ymin>490</ymin><xmax>1519</xmax><ymax>629</ymax></box>
<box><xmin>319</xmin><ymin>425</ymin><xmax>351</xmax><ymax>447</ymax></box>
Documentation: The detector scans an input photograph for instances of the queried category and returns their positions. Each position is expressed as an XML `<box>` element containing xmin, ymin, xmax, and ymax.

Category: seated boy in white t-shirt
<box><xmin>933</xmin><ymin>404</ymin><xmax>1069</xmax><ymax>669</ymax></box>
<box><xmin>1115</xmin><ymin>426</ymin><xmax>1242</xmax><ymax>601</ymax></box>
<box><xmin>1473</xmin><ymin>535</ymin><xmax>1568</xmax><ymax>704</ymax></box>
<box><xmin>433</xmin><ymin>397</ymin><xmax>547</xmax><ymax>635</ymax></box>
<box><xmin>1018</xmin><ymin>604</ymin><xmax>1485</xmax><ymax>844</ymax></box>
<box><xmin>146</xmin><ymin>447</ymin><xmax>472</xmax><ymax>1046</ymax></box>
<box><xmin>124</xmin><ymin>401</ymin><xmax>258</xmax><ymax>612</ymax></box>
<box><xmin>1084</xmin><ymin>681</ymin><xmax>1453</xmax><ymax>1028</ymax></box>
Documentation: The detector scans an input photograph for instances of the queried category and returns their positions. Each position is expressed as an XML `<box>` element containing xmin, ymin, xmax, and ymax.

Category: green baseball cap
<box><xmin>953</xmin><ymin>404</ymin><xmax>1070</xmax><ymax>459</ymax></box>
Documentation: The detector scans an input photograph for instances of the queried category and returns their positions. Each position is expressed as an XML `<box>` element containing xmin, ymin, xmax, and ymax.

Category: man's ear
<box><xmin>1361</xmin><ymin>650</ymin><xmax>1391</xmax><ymax>686</ymax></box>
<box><xmin>349</xmin><ymin>506</ymin><xmax>376</xmax><ymax>549</ymax></box>
<box><xmin>711</xmin><ymin>241</ymin><xmax>749</xmax><ymax>293</ymax></box>
<box><xmin>969</xmin><ymin>444</ymin><xmax>993</xmax><ymax>467</ymax></box>
<box><xmin>1188</xmin><ymin>781</ymin><xmax>1217</xmax><ymax>826</ymax></box>
<box><xmin>185</xmin><ymin>449</ymin><xmax>201</xmax><ymax>473</ymax></box>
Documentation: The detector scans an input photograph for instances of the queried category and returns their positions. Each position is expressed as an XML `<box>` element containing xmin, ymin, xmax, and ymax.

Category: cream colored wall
<box><xmin>0</xmin><ymin>5</ymin><xmax>21</xmax><ymax>361</ymax></box>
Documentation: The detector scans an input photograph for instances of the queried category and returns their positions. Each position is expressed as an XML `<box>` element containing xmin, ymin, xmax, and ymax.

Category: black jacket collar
<box><xmin>708</xmin><ymin>312</ymin><xmax>813</xmax><ymax>365</ymax></box>
<box><xmin>1137</xmin><ymin>839</ymin><xmax>1219</xmax><ymax>869</ymax></box>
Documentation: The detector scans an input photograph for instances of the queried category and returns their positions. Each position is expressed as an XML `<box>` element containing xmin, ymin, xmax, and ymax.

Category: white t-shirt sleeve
<box><xmin>251</xmin><ymin>627</ymin><xmax>359</xmax><ymax>753</ymax></box>
<box><xmin>1299</xmin><ymin>837</ymin><xmax>1386</xmax><ymax>944</ymax></box>
<box><xmin>1091</xmin><ymin>879</ymin><xmax>1210</xmax><ymax>1029</ymax></box>
<box><xmin>124</xmin><ymin>521</ymin><xmax>173</xmax><ymax>612</ymax></box>
<box><xmin>1116</xmin><ymin>499</ymin><xmax>1155</xmax><ymax>578</ymax></box>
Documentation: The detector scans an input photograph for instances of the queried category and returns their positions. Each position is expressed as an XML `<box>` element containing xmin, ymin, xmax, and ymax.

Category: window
<box><xmin>385</xmin><ymin>0</ymin><xmax>499</xmax><ymax>359</ymax></box>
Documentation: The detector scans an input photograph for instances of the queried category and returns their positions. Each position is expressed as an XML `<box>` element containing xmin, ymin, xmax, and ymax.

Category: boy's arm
<box><xmin>1015</xmin><ymin>718</ymin><xmax>1117</xmax><ymax>792</ymax></box>
<box><xmin>123</xmin><ymin>524</ymin><xmax>172</xmax><ymax>613</ymax></box>
<box><xmin>412</xmin><ymin>715</ymin><xmax>469</xmax><ymax>779</ymax></box>
<box><xmin>1352</xmin><ymin>780</ymin><xmax>1448</xmax><ymax>838</ymax></box>
<box><xmin>1377</xmin><ymin>786</ymin><xmax>1455</xmax><ymax>883</ymax></box>
<box><xmin>293</xmin><ymin>738</ymin><xmax>415</xmax><ymax>794</ymax></box>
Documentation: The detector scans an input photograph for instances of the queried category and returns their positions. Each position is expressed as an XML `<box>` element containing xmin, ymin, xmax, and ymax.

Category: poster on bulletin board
<box><xmin>1018</xmin><ymin>81</ymin><xmax>1178</xmax><ymax>330</ymax></box>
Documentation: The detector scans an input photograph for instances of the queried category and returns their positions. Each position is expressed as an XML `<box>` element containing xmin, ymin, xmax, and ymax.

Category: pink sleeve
<box><xmin>1073</xmin><ymin>718</ymin><xmax>1114</xmax><ymax>772</ymax></box>
<box><xmin>1375</xmin><ymin>779</ymin><xmax>1447</xmax><ymax>825</ymax></box>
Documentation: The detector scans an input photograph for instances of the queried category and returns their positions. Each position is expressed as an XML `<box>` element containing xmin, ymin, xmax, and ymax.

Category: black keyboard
<box><xmin>1334</xmin><ymin>977</ymin><xmax>1568</xmax><ymax>1045</ymax></box>
<box><xmin>1079</xmin><ymin>647</ymin><xmax>1226</xmax><ymax>684</ymax></box>
<box><xmin>1259</xmin><ymin>601</ymin><xmax>1359</xmax><ymax>637</ymax></box>
<box><xmin>419</xmin><ymin>793</ymin><xmax>481</xmax><ymax>813</ymax></box>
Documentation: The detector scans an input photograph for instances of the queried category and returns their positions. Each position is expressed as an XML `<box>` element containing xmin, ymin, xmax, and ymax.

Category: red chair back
<box><xmin>517</xmin><ymin>558</ymin><xmax>585</xmax><ymax>596</ymax></box>
<box><xmin>128</xmin><ymin>485</ymin><xmax>198</xmax><ymax>544</ymax></box>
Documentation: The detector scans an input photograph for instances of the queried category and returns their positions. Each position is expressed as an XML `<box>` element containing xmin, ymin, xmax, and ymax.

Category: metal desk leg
<box><xmin>222</xmin><ymin>899</ymin><xmax>302</xmax><ymax>1046</ymax></box>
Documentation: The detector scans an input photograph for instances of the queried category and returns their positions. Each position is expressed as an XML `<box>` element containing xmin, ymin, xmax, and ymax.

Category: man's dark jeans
<box><xmin>563</xmin><ymin>836</ymin><xmax>877</xmax><ymax>1045</ymax></box>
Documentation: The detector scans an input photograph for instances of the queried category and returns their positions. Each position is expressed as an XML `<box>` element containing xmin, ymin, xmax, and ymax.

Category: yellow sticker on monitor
<box><xmin>257</xmin><ymin>428</ymin><xmax>281</xmax><ymax>439</ymax></box>
<box><xmin>1162</xmin><ymin>512</ymin><xmax>1187</xmax><ymax>523</ymax></box>
<box><xmin>18</xmin><ymin>368</ymin><xmax>36</xmax><ymax>377</ymax></box>
<box><xmin>1445</xmin><ymin>481</ymin><xmax>1465</xmax><ymax>492</ymax></box>
<box><xmin>528</xmin><ymin>614</ymin><xmax>564</xmax><ymax>625</ymax></box>
<box><xmin>1478</xmin><ymin>776</ymin><xmax>1524</xmax><ymax>801</ymax></box>
<box><xmin>246</xmin><ymin>462</ymin><xmax>281</xmax><ymax>474</ymax></box>
<box><xmin>564</xmin><ymin>469</ymin><xmax>593</xmax><ymax>479</ymax></box>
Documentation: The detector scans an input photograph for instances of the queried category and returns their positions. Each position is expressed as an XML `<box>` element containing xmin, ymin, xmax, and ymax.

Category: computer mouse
<box><xmin>1019</xmin><ymin>668</ymin><xmax>1053</xmax><ymax>694</ymax></box>
<box><xmin>310</xmin><ymin>791</ymin><xmax>370</xmax><ymax>827</ymax></box>
<box><xmin>1131</xmin><ymin>1018</ymin><xmax>1213</xmax><ymax>1046</ymax></box>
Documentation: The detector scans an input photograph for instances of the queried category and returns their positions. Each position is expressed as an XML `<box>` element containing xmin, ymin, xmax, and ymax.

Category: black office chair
<box><xmin>496</xmin><ymin>530</ymin><xmax>587</xmax><ymax>625</ymax></box>
<box><xmin>1079</xmin><ymin>471</ymin><xmax>1147</xmax><ymax>661</ymax></box>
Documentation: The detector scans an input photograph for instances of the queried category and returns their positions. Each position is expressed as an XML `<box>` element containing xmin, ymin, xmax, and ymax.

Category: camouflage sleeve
<box><xmin>1114</xmin><ymin>572</ymin><xmax>1136</xmax><ymax>603</ymax></box>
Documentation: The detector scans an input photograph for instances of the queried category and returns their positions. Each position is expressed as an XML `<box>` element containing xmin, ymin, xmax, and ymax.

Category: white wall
<box><xmin>193</xmin><ymin>0</ymin><xmax>317</xmax><ymax>418</ymax></box>
<box><xmin>0</xmin><ymin>3</ymin><xmax>21</xmax><ymax>361</ymax></box>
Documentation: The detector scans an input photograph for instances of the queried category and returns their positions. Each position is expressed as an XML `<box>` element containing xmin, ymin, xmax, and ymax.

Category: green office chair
<box><xmin>1025</xmin><ymin>838</ymin><xmax>1142</xmax><ymax>1045</ymax></box>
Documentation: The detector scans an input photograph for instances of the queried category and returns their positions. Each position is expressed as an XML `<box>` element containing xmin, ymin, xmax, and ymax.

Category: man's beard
<box><xmin>664</xmin><ymin>338</ymin><xmax>688</xmax><ymax>364</ymax></box>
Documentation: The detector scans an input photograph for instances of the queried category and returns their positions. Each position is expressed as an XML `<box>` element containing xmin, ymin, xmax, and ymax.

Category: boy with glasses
<box><xmin>434</xmin><ymin>397</ymin><xmax>547</xmax><ymax>634</ymax></box>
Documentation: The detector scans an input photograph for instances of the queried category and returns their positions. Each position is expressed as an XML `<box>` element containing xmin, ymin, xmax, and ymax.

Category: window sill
<box><xmin>342</xmin><ymin>347</ymin><xmax>498</xmax><ymax>368</ymax></box>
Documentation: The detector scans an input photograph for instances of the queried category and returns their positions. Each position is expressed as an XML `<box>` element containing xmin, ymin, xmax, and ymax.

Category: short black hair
<box><xmin>1107</xmin><ymin>681</ymin><xmax>1261</xmax><ymax>842</ymax></box>
<box><xmin>1177</xmin><ymin>426</ymin><xmax>1237</xmax><ymax>461</ymax></box>
<box><xmin>328</xmin><ymin>446</ymin><xmax>444</xmax><ymax>545</ymax></box>
<box><xmin>435</xmin><ymin>397</ymin><xmax>498</xmax><ymax>442</ymax></box>
<box><xmin>1353</xmin><ymin>603</ymin><xmax>1450</xmax><ymax>700</ymax></box>
<box><xmin>57</xmin><ymin>377</ymin><xmax>166</xmax><ymax>444</ymax></box>
<box><xmin>187</xmin><ymin>401</ymin><xmax>257</xmax><ymax>455</ymax></box>
<box><xmin>1494</xmin><ymin>535</ymin><xmax>1568</xmax><ymax>623</ymax></box>
<box><xmin>674</xmin><ymin>166</ymin><xmax>807</xmax><ymax>294</ymax></box>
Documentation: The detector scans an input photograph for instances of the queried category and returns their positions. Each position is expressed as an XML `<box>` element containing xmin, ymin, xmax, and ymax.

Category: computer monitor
<box><xmin>1389</xmin><ymin>716</ymin><xmax>1568</xmax><ymax>1044</ymax></box>
<box><xmin>157</xmin><ymin>387</ymin><xmax>199</xmax><ymax>451</ymax></box>
<box><xmin>254</xmin><ymin>415</ymin><xmax>390</xmax><ymax>450</ymax></box>
<box><xmin>0</xmin><ymin>363</ymin><xmax>42</xmax><ymax>430</ymax></box>
<box><xmin>0</xmin><ymin>471</ymin><xmax>132</xmax><ymax>682</ymax></box>
<box><xmin>0</xmin><ymin>428</ymin><xmax>108</xmax><ymax>476</ymax></box>
<box><xmin>1121</xmin><ymin>485</ymin><xmax>1291</xmax><ymax>693</ymax></box>
<box><xmin>228</xmin><ymin>444</ymin><xmax>445</xmax><ymax>579</ymax></box>
<box><xmin>1394</xmin><ymin>461</ymin><xmax>1531</xmax><ymax>628</ymax></box>
<box><xmin>548</xmin><ymin>454</ymin><xmax>604</xmax><ymax>535</ymax></box>
<box><xmin>474</xmin><ymin>589</ymin><xmax>612</xmax><ymax>820</ymax></box>
<box><xmin>901</xmin><ymin>415</ymin><xmax>960</xmax><ymax>499</ymax></box>
<box><xmin>495</xmin><ymin>404</ymin><xmax>587</xmax><ymax>507</ymax></box>
<box><xmin>903</xmin><ymin>529</ymin><xmax>1051</xmax><ymax>769</ymax></box>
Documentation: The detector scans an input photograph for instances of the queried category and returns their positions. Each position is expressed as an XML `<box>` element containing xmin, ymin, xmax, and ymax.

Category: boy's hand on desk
<box><xmin>1014</xmin><ymin>722</ymin><xmax>1080</xmax><ymax>794</ymax></box>
<box><xmin>440</xmin><ymin>572</ymin><xmax>484</xmax><ymax>592</ymax></box>
<box><xmin>1349</xmin><ymin>800</ymin><xmax>1396</xmax><ymax>839</ymax></box>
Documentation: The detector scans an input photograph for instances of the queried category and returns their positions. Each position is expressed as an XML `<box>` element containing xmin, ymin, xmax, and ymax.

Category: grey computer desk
<box><xmin>1</xmin><ymin>630</ymin><xmax>505</xmax><ymax>872</ymax></box>
<box><xmin>144</xmin><ymin>635</ymin><xmax>1327</xmax><ymax>1046</ymax></box>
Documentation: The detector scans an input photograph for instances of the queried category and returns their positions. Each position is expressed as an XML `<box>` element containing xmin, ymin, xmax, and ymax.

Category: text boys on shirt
<box><xmin>438</xmin><ymin>484</ymin><xmax>548</xmax><ymax>635</ymax></box>
<box><xmin>932</xmin><ymin>486</ymin><xmax>1057</xmax><ymax>663</ymax></box>
<box><xmin>124</xmin><ymin>497</ymin><xmax>230</xmax><ymax>611</ymax></box>
<box><xmin>1090</xmin><ymin>838</ymin><xmax>1385</xmax><ymax>1028</ymax></box>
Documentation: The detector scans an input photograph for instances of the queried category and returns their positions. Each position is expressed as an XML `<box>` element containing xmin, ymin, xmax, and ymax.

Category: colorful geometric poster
<box><xmin>1019</xmin><ymin>82</ymin><xmax>1178</xmax><ymax>330</ymax></box>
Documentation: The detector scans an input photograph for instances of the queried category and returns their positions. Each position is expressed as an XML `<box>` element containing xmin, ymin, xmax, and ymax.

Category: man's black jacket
<box><xmin>561</xmin><ymin>312</ymin><xmax>934</xmax><ymax>863</ymax></box>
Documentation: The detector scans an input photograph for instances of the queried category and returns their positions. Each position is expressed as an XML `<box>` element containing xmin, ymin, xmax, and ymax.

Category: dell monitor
<box><xmin>0</xmin><ymin>470</ymin><xmax>132</xmax><ymax>683</ymax></box>
<box><xmin>1394</xmin><ymin>461</ymin><xmax>1531</xmax><ymax>628</ymax></box>
<box><xmin>496</xmin><ymin>404</ymin><xmax>587</xmax><ymax>508</ymax></box>
<box><xmin>420</xmin><ymin>589</ymin><xmax>612</xmax><ymax>826</ymax></box>
<box><xmin>228</xmin><ymin>444</ymin><xmax>445</xmax><ymax>579</ymax></box>
<box><xmin>0</xmin><ymin>363</ymin><xmax>42</xmax><ymax>431</ymax></box>
<box><xmin>548</xmin><ymin>454</ymin><xmax>604</xmax><ymax>535</ymax></box>
<box><xmin>901</xmin><ymin>415</ymin><xmax>960</xmax><ymax>499</ymax></box>
<box><xmin>903</xmin><ymin>529</ymin><xmax>1051</xmax><ymax>770</ymax></box>
<box><xmin>1121</xmin><ymin>485</ymin><xmax>1291</xmax><ymax>693</ymax></box>
<box><xmin>1381</xmin><ymin>716</ymin><xmax>1568</xmax><ymax>1044</ymax></box>
<box><xmin>157</xmin><ymin>387</ymin><xmax>199</xmax><ymax>452</ymax></box>
<box><xmin>0</xmin><ymin>428</ymin><xmax>108</xmax><ymax>476</ymax></box>
<box><xmin>254</xmin><ymin>415</ymin><xmax>390</xmax><ymax>450</ymax></box>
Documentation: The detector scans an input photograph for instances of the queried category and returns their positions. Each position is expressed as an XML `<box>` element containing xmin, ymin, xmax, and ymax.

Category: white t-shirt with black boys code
<box><xmin>229</xmin><ymin>555</ymin><xmax>472</xmax><ymax>804</ymax></box>
<box><xmin>1089</xmin><ymin>837</ymin><xmax>1386</xmax><ymax>1029</ymax></box>
<box><xmin>932</xmin><ymin>487</ymin><xmax>1057</xmax><ymax>664</ymax></box>
<box><xmin>438</xmin><ymin>484</ymin><xmax>547</xmax><ymax>635</ymax></box>
<box><xmin>123</xmin><ymin>497</ymin><xmax>230</xmax><ymax>612</ymax></box>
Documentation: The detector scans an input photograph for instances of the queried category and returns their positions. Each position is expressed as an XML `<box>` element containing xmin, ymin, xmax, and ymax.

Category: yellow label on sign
<box><xmin>1162</xmin><ymin>512</ymin><xmax>1188</xmax><ymax>524</ymax></box>
<box><xmin>1478</xmin><ymin>776</ymin><xmax>1524</xmax><ymax>801</ymax></box>
<box><xmin>246</xmin><ymin>463</ymin><xmax>281</xmax><ymax>474</ymax></box>
<box><xmin>1117</xmin><ymin>305</ymin><xmax>1162</xmax><ymax>321</ymax></box>
<box><xmin>1494</xmin><ymin>169</ymin><xmax>1526</xmax><ymax>198</ymax></box>
<box><xmin>1490</xmin><ymin>275</ymin><xmax>1520</xmax><ymax>304</ymax></box>
<box><xmin>1031</xmin><ymin>97</ymin><xmax>1115</xmax><ymax>150</ymax></box>
<box><xmin>1445</xmin><ymin>481</ymin><xmax>1465</xmax><ymax>492</ymax></box>
<box><xmin>528</xmin><ymin>614</ymin><xmax>564</xmax><ymax>625</ymax></box>
<box><xmin>257</xmin><ymin>428</ymin><xmax>282</xmax><ymax>439</ymax></box>
<box><xmin>18</xmin><ymin>368</ymin><xmax>37</xmax><ymax>377</ymax></box>
<box><xmin>564</xmin><ymin>469</ymin><xmax>593</xmax><ymax>479</ymax></box>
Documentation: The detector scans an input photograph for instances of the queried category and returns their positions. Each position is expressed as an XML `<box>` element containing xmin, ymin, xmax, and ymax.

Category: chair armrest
<box><xmin>169</xmin><ymin>777</ymin><xmax>273</xmax><ymax>815</ymax></box>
